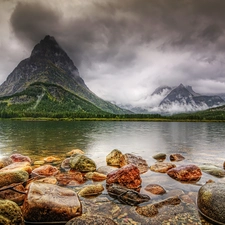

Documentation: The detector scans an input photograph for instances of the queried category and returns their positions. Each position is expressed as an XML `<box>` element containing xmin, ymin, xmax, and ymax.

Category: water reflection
<box><xmin>0</xmin><ymin>121</ymin><xmax>224</xmax><ymax>166</ymax></box>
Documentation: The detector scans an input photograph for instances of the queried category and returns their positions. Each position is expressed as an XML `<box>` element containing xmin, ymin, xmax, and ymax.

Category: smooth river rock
<box><xmin>0</xmin><ymin>161</ymin><xmax>32</xmax><ymax>174</ymax></box>
<box><xmin>150</xmin><ymin>162</ymin><xmax>176</xmax><ymax>173</ymax></box>
<box><xmin>10</xmin><ymin>153</ymin><xmax>31</xmax><ymax>163</ymax></box>
<box><xmin>78</xmin><ymin>184</ymin><xmax>104</xmax><ymax>197</ymax></box>
<box><xmin>106</xmin><ymin>164</ymin><xmax>142</xmax><ymax>190</ymax></box>
<box><xmin>23</xmin><ymin>182</ymin><xmax>82</xmax><ymax>222</ymax></box>
<box><xmin>197</xmin><ymin>182</ymin><xmax>225</xmax><ymax>224</ymax></box>
<box><xmin>152</xmin><ymin>153</ymin><xmax>167</xmax><ymax>161</ymax></box>
<box><xmin>0</xmin><ymin>156</ymin><xmax>12</xmax><ymax>169</ymax></box>
<box><xmin>200</xmin><ymin>164</ymin><xmax>225</xmax><ymax>177</ymax></box>
<box><xmin>70</xmin><ymin>154</ymin><xmax>96</xmax><ymax>172</ymax></box>
<box><xmin>145</xmin><ymin>184</ymin><xmax>166</xmax><ymax>195</ymax></box>
<box><xmin>120</xmin><ymin>153</ymin><xmax>149</xmax><ymax>174</ymax></box>
<box><xmin>31</xmin><ymin>164</ymin><xmax>59</xmax><ymax>177</ymax></box>
<box><xmin>170</xmin><ymin>153</ymin><xmax>185</xmax><ymax>161</ymax></box>
<box><xmin>85</xmin><ymin>171</ymin><xmax>107</xmax><ymax>181</ymax></box>
<box><xmin>0</xmin><ymin>199</ymin><xmax>24</xmax><ymax>225</ymax></box>
<box><xmin>106</xmin><ymin>149</ymin><xmax>123</xmax><ymax>167</ymax></box>
<box><xmin>167</xmin><ymin>164</ymin><xmax>202</xmax><ymax>181</ymax></box>
<box><xmin>55</xmin><ymin>172</ymin><xmax>85</xmax><ymax>186</ymax></box>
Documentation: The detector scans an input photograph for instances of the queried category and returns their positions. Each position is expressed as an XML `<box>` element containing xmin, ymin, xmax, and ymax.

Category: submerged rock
<box><xmin>97</xmin><ymin>166</ymin><xmax>117</xmax><ymax>175</ymax></box>
<box><xmin>55</xmin><ymin>172</ymin><xmax>84</xmax><ymax>186</ymax></box>
<box><xmin>0</xmin><ymin>199</ymin><xmax>24</xmax><ymax>225</ymax></box>
<box><xmin>150</xmin><ymin>162</ymin><xmax>176</xmax><ymax>173</ymax></box>
<box><xmin>197</xmin><ymin>182</ymin><xmax>225</xmax><ymax>224</ymax></box>
<box><xmin>0</xmin><ymin>156</ymin><xmax>12</xmax><ymax>169</ymax></box>
<box><xmin>43</xmin><ymin>156</ymin><xmax>61</xmax><ymax>163</ymax></box>
<box><xmin>170</xmin><ymin>153</ymin><xmax>185</xmax><ymax>161</ymax></box>
<box><xmin>107</xmin><ymin>183</ymin><xmax>150</xmax><ymax>206</ymax></box>
<box><xmin>66</xmin><ymin>215</ymin><xmax>117</xmax><ymax>225</ymax></box>
<box><xmin>200</xmin><ymin>164</ymin><xmax>225</xmax><ymax>177</ymax></box>
<box><xmin>106</xmin><ymin>149</ymin><xmax>123</xmax><ymax>167</ymax></box>
<box><xmin>167</xmin><ymin>164</ymin><xmax>202</xmax><ymax>181</ymax></box>
<box><xmin>61</xmin><ymin>158</ymin><xmax>71</xmax><ymax>171</ymax></box>
<box><xmin>78</xmin><ymin>184</ymin><xmax>104</xmax><ymax>197</ymax></box>
<box><xmin>120</xmin><ymin>153</ymin><xmax>149</xmax><ymax>174</ymax></box>
<box><xmin>10</xmin><ymin>153</ymin><xmax>31</xmax><ymax>163</ymax></box>
<box><xmin>23</xmin><ymin>182</ymin><xmax>82</xmax><ymax>222</ymax></box>
<box><xmin>70</xmin><ymin>154</ymin><xmax>96</xmax><ymax>172</ymax></box>
<box><xmin>85</xmin><ymin>171</ymin><xmax>107</xmax><ymax>181</ymax></box>
<box><xmin>66</xmin><ymin>149</ymin><xmax>85</xmax><ymax>157</ymax></box>
<box><xmin>106</xmin><ymin>164</ymin><xmax>142</xmax><ymax>190</ymax></box>
<box><xmin>31</xmin><ymin>164</ymin><xmax>59</xmax><ymax>177</ymax></box>
<box><xmin>136</xmin><ymin>196</ymin><xmax>181</xmax><ymax>217</ymax></box>
<box><xmin>0</xmin><ymin>170</ymin><xmax>29</xmax><ymax>188</ymax></box>
<box><xmin>145</xmin><ymin>184</ymin><xmax>166</xmax><ymax>195</ymax></box>
<box><xmin>152</xmin><ymin>153</ymin><xmax>166</xmax><ymax>161</ymax></box>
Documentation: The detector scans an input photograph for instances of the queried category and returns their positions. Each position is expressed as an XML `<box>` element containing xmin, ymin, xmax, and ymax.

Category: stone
<box><xmin>223</xmin><ymin>161</ymin><xmax>225</xmax><ymax>170</ymax></box>
<box><xmin>145</xmin><ymin>184</ymin><xmax>166</xmax><ymax>195</ymax></box>
<box><xmin>167</xmin><ymin>164</ymin><xmax>202</xmax><ymax>181</ymax></box>
<box><xmin>66</xmin><ymin>215</ymin><xmax>117</xmax><ymax>225</ymax></box>
<box><xmin>43</xmin><ymin>156</ymin><xmax>61</xmax><ymax>163</ymax></box>
<box><xmin>0</xmin><ymin>170</ymin><xmax>29</xmax><ymax>188</ymax></box>
<box><xmin>23</xmin><ymin>182</ymin><xmax>82</xmax><ymax>222</ymax></box>
<box><xmin>200</xmin><ymin>164</ymin><xmax>225</xmax><ymax>177</ymax></box>
<box><xmin>106</xmin><ymin>149</ymin><xmax>123</xmax><ymax>167</ymax></box>
<box><xmin>66</xmin><ymin>149</ymin><xmax>85</xmax><ymax>157</ymax></box>
<box><xmin>152</xmin><ymin>153</ymin><xmax>167</xmax><ymax>161</ymax></box>
<box><xmin>78</xmin><ymin>184</ymin><xmax>104</xmax><ymax>197</ymax></box>
<box><xmin>0</xmin><ymin>161</ymin><xmax>32</xmax><ymax>174</ymax></box>
<box><xmin>170</xmin><ymin>153</ymin><xmax>185</xmax><ymax>161</ymax></box>
<box><xmin>0</xmin><ymin>199</ymin><xmax>24</xmax><ymax>225</ymax></box>
<box><xmin>107</xmin><ymin>183</ymin><xmax>150</xmax><ymax>206</ymax></box>
<box><xmin>85</xmin><ymin>171</ymin><xmax>107</xmax><ymax>181</ymax></box>
<box><xmin>119</xmin><ymin>153</ymin><xmax>149</xmax><ymax>174</ymax></box>
<box><xmin>150</xmin><ymin>162</ymin><xmax>176</xmax><ymax>173</ymax></box>
<box><xmin>55</xmin><ymin>172</ymin><xmax>85</xmax><ymax>186</ymax></box>
<box><xmin>61</xmin><ymin>158</ymin><xmax>71</xmax><ymax>171</ymax></box>
<box><xmin>136</xmin><ymin>196</ymin><xmax>181</xmax><ymax>217</ymax></box>
<box><xmin>33</xmin><ymin>160</ymin><xmax>45</xmax><ymax>165</ymax></box>
<box><xmin>197</xmin><ymin>183</ymin><xmax>225</xmax><ymax>224</ymax></box>
<box><xmin>97</xmin><ymin>166</ymin><xmax>117</xmax><ymax>175</ymax></box>
<box><xmin>0</xmin><ymin>183</ymin><xmax>26</xmax><ymax>204</ymax></box>
<box><xmin>31</xmin><ymin>164</ymin><xmax>59</xmax><ymax>177</ymax></box>
<box><xmin>10</xmin><ymin>153</ymin><xmax>31</xmax><ymax>163</ymax></box>
<box><xmin>106</xmin><ymin>164</ymin><xmax>142</xmax><ymax>190</ymax></box>
<box><xmin>0</xmin><ymin>156</ymin><xmax>12</xmax><ymax>169</ymax></box>
<box><xmin>70</xmin><ymin>154</ymin><xmax>96</xmax><ymax>172</ymax></box>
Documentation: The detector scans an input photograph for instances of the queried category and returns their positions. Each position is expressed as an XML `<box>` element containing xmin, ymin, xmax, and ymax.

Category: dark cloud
<box><xmin>0</xmin><ymin>0</ymin><xmax>225</xmax><ymax>107</ymax></box>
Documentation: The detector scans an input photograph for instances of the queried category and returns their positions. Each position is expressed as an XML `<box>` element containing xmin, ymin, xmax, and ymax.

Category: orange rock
<box><xmin>55</xmin><ymin>172</ymin><xmax>85</xmax><ymax>186</ymax></box>
<box><xmin>170</xmin><ymin>153</ymin><xmax>185</xmax><ymax>161</ymax></box>
<box><xmin>145</xmin><ymin>184</ymin><xmax>166</xmax><ymax>195</ymax></box>
<box><xmin>66</xmin><ymin>149</ymin><xmax>85</xmax><ymax>157</ymax></box>
<box><xmin>106</xmin><ymin>164</ymin><xmax>142</xmax><ymax>190</ymax></box>
<box><xmin>167</xmin><ymin>164</ymin><xmax>202</xmax><ymax>181</ymax></box>
<box><xmin>10</xmin><ymin>153</ymin><xmax>31</xmax><ymax>163</ymax></box>
<box><xmin>32</xmin><ymin>165</ymin><xmax>59</xmax><ymax>177</ymax></box>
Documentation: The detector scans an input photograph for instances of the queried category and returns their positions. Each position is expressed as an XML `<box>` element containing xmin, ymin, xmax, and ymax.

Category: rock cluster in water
<box><xmin>0</xmin><ymin>149</ymin><xmax>224</xmax><ymax>224</ymax></box>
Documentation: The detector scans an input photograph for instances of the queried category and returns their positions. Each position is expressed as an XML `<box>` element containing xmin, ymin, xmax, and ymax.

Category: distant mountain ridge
<box><xmin>0</xmin><ymin>35</ymin><xmax>130</xmax><ymax>115</ymax></box>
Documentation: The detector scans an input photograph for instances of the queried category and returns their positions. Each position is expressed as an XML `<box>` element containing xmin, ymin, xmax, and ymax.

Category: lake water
<box><xmin>1</xmin><ymin>120</ymin><xmax>225</xmax><ymax>223</ymax></box>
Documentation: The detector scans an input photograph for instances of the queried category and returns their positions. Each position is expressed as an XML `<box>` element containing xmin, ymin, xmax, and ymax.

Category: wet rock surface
<box><xmin>23</xmin><ymin>182</ymin><xmax>82</xmax><ymax>222</ymax></box>
<box><xmin>119</xmin><ymin>153</ymin><xmax>149</xmax><ymax>174</ymax></box>
<box><xmin>200</xmin><ymin>164</ymin><xmax>225</xmax><ymax>177</ymax></box>
<box><xmin>78</xmin><ymin>184</ymin><xmax>104</xmax><ymax>197</ymax></box>
<box><xmin>10</xmin><ymin>153</ymin><xmax>31</xmax><ymax>163</ymax></box>
<box><xmin>152</xmin><ymin>153</ymin><xmax>166</xmax><ymax>161</ymax></box>
<box><xmin>55</xmin><ymin>172</ymin><xmax>85</xmax><ymax>186</ymax></box>
<box><xmin>31</xmin><ymin>164</ymin><xmax>59</xmax><ymax>177</ymax></box>
<box><xmin>106</xmin><ymin>164</ymin><xmax>142</xmax><ymax>190</ymax></box>
<box><xmin>106</xmin><ymin>149</ymin><xmax>123</xmax><ymax>167</ymax></box>
<box><xmin>107</xmin><ymin>183</ymin><xmax>150</xmax><ymax>206</ymax></box>
<box><xmin>170</xmin><ymin>153</ymin><xmax>185</xmax><ymax>161</ymax></box>
<box><xmin>198</xmin><ymin>182</ymin><xmax>225</xmax><ymax>224</ymax></box>
<box><xmin>167</xmin><ymin>164</ymin><xmax>202</xmax><ymax>181</ymax></box>
<box><xmin>0</xmin><ymin>161</ymin><xmax>32</xmax><ymax>174</ymax></box>
<box><xmin>70</xmin><ymin>154</ymin><xmax>96</xmax><ymax>172</ymax></box>
<box><xmin>145</xmin><ymin>184</ymin><xmax>166</xmax><ymax>195</ymax></box>
<box><xmin>0</xmin><ymin>156</ymin><xmax>13</xmax><ymax>169</ymax></box>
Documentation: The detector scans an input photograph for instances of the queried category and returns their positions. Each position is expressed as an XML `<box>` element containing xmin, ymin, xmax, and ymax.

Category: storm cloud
<box><xmin>1</xmin><ymin>0</ymin><xmax>225</xmax><ymax>107</ymax></box>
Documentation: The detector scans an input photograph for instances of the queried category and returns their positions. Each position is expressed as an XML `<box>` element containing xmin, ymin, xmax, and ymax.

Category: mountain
<box><xmin>151</xmin><ymin>85</ymin><xmax>172</xmax><ymax>96</ymax></box>
<box><xmin>0</xmin><ymin>35</ymin><xmax>129</xmax><ymax>115</ymax></box>
<box><xmin>159</xmin><ymin>84</ymin><xmax>225</xmax><ymax>113</ymax></box>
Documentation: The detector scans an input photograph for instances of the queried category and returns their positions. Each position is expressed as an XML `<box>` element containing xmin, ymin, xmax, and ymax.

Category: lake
<box><xmin>1</xmin><ymin>120</ymin><xmax>225</xmax><ymax>224</ymax></box>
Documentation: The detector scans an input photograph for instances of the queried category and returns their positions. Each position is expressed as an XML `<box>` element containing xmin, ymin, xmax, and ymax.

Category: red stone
<box><xmin>32</xmin><ymin>165</ymin><xmax>59</xmax><ymax>177</ymax></box>
<box><xmin>167</xmin><ymin>164</ymin><xmax>202</xmax><ymax>181</ymax></box>
<box><xmin>106</xmin><ymin>164</ymin><xmax>142</xmax><ymax>190</ymax></box>
<box><xmin>55</xmin><ymin>172</ymin><xmax>85</xmax><ymax>186</ymax></box>
<box><xmin>10</xmin><ymin>153</ymin><xmax>31</xmax><ymax>163</ymax></box>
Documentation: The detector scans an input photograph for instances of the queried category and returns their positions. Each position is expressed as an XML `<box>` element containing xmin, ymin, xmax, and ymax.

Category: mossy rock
<box><xmin>0</xmin><ymin>199</ymin><xmax>24</xmax><ymax>225</ymax></box>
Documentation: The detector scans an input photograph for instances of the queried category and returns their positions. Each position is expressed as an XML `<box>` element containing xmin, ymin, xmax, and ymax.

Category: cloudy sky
<box><xmin>1</xmin><ymin>0</ymin><xmax>225</xmax><ymax>107</ymax></box>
